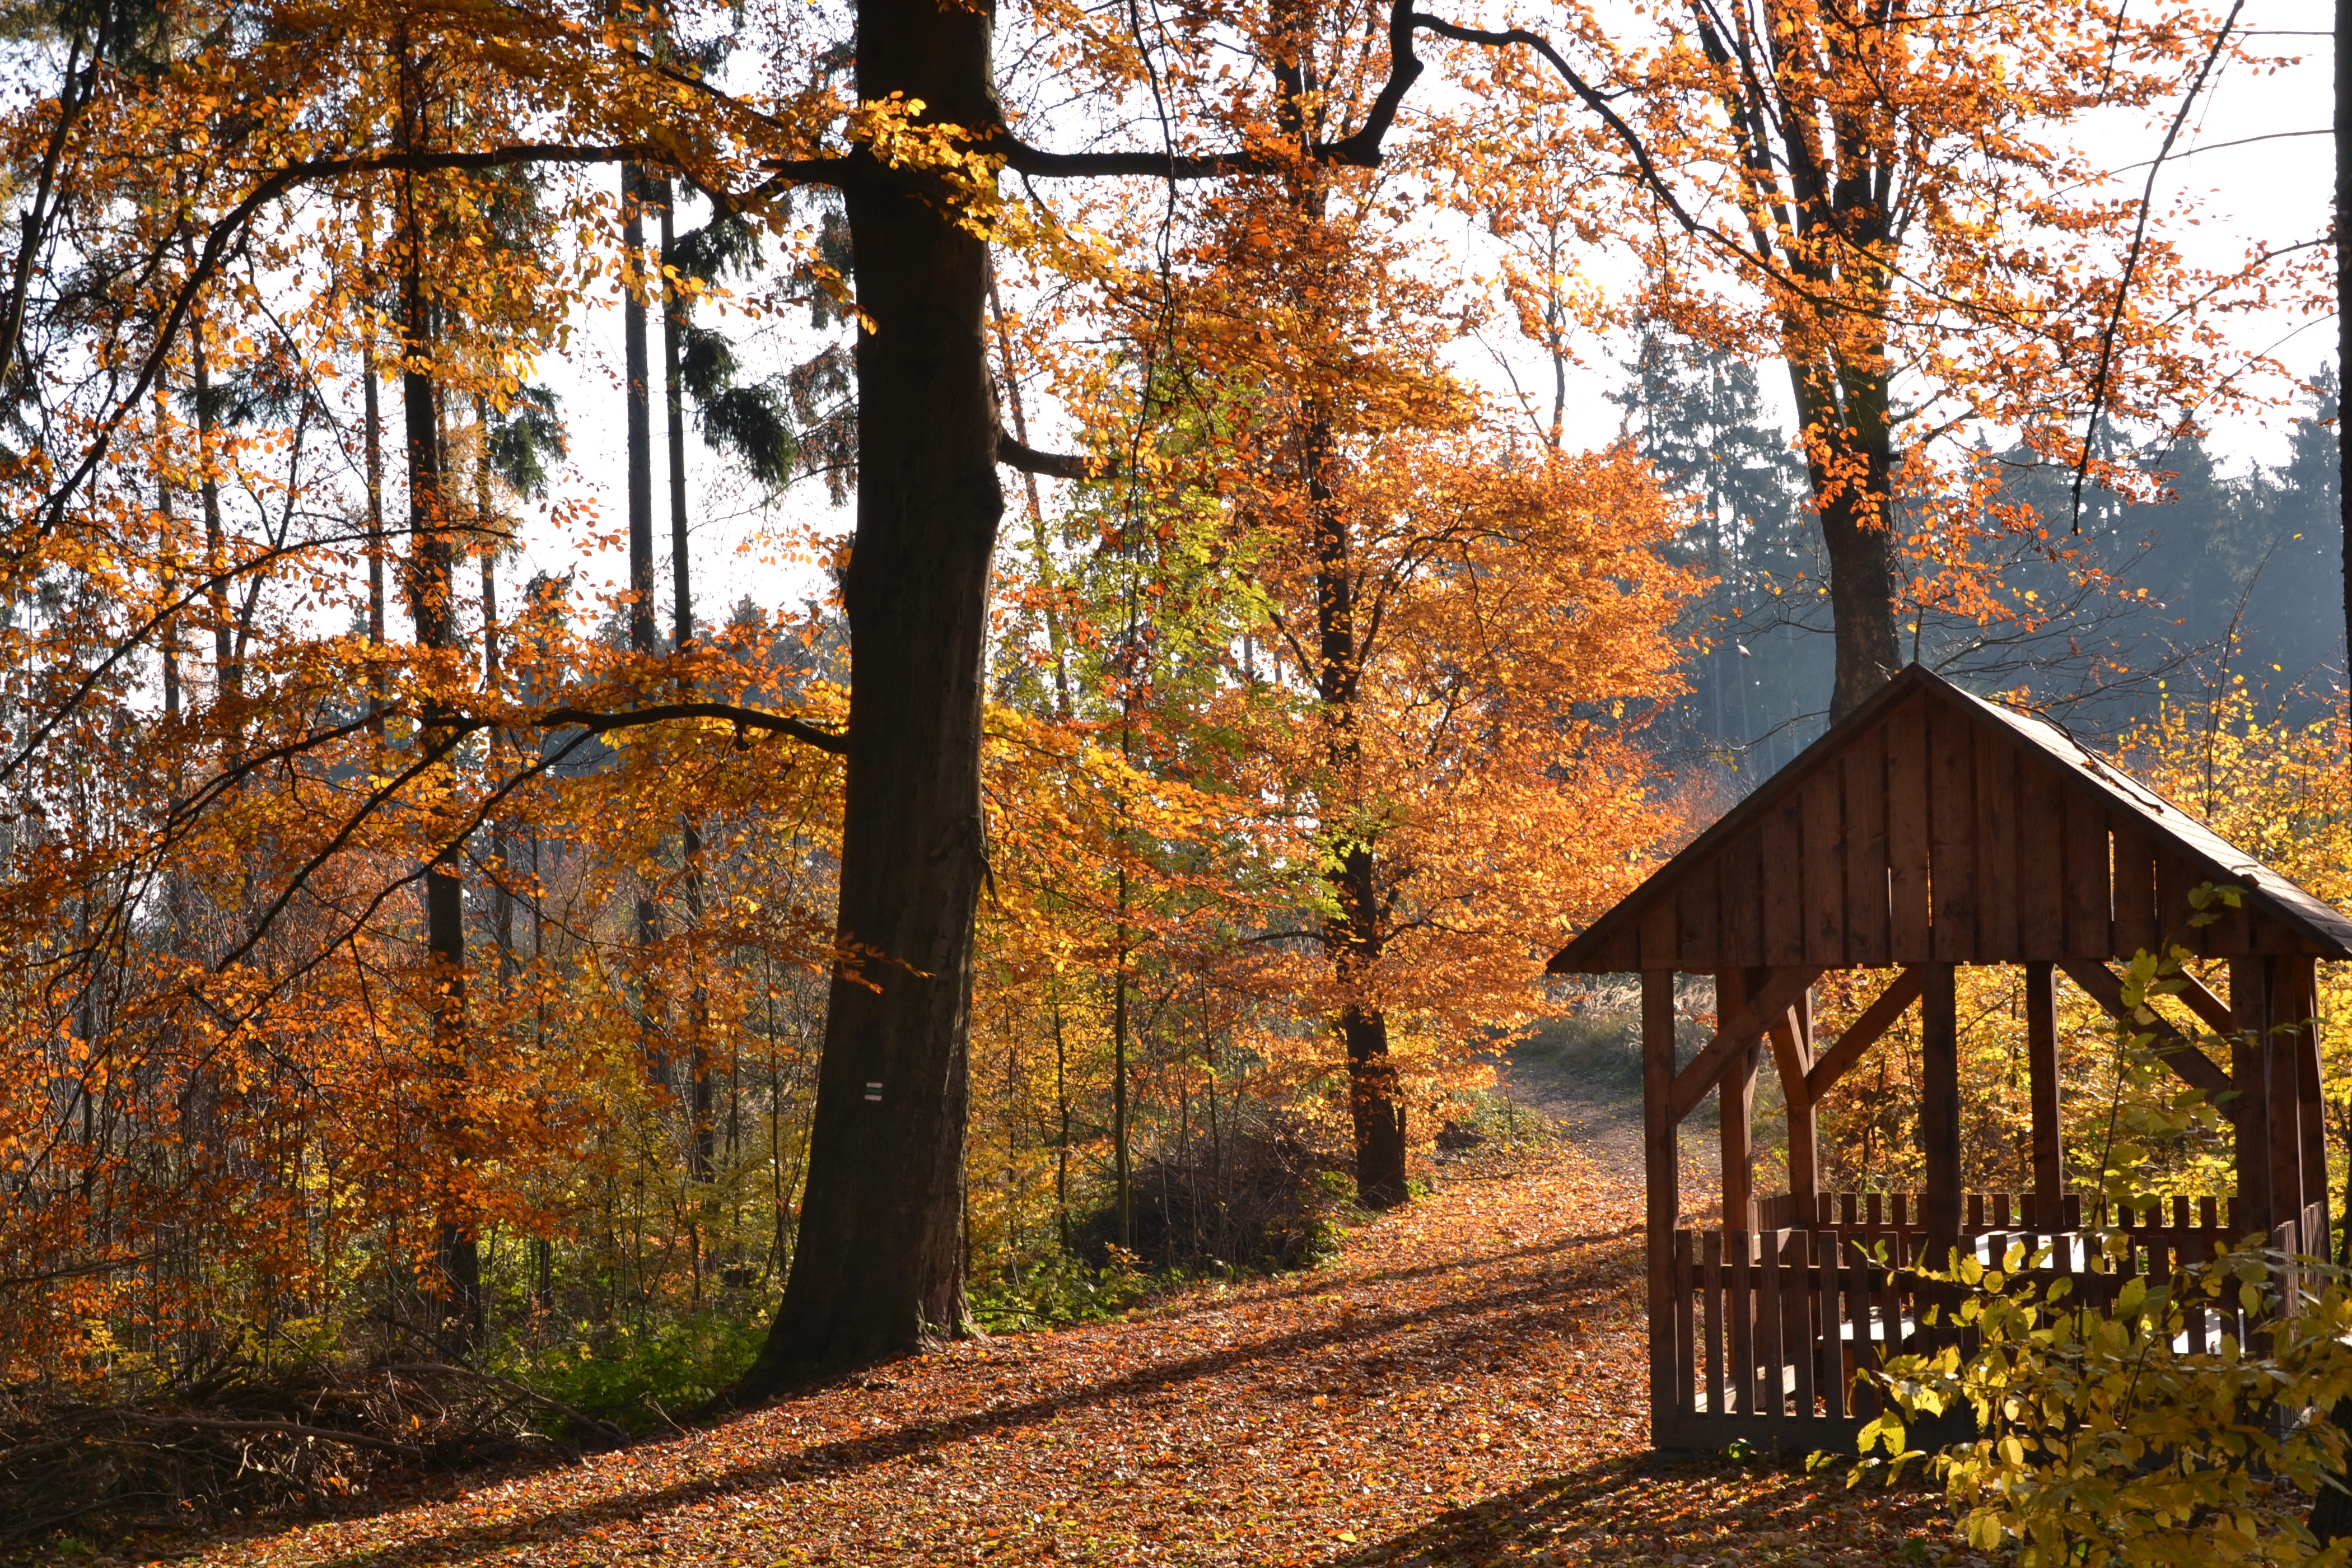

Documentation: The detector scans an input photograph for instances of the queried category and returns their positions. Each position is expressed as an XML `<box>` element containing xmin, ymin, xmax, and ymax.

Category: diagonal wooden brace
<box><xmin>2057</xmin><ymin>958</ymin><xmax>2232</xmax><ymax>1100</ymax></box>
<box><xmin>1668</xmin><ymin>965</ymin><xmax>1823</xmax><ymax>1123</ymax></box>
<box><xmin>1805</xmin><ymin>965</ymin><xmax>1925</xmax><ymax>1100</ymax></box>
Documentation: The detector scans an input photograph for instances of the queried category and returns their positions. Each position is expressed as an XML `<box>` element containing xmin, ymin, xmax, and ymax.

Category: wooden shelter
<box><xmin>1548</xmin><ymin>664</ymin><xmax>2352</xmax><ymax>1452</ymax></box>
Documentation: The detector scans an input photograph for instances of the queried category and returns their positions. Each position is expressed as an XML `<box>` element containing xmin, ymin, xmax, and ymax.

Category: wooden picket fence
<box><xmin>1656</xmin><ymin>1191</ymin><xmax>2322</xmax><ymax>1452</ymax></box>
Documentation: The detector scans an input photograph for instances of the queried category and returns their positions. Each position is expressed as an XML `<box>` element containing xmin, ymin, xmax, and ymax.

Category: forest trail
<box><xmin>190</xmin><ymin>1132</ymin><xmax>1960</xmax><ymax>1568</ymax></box>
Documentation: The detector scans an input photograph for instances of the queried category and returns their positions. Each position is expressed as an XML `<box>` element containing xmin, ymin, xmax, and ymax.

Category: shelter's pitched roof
<box><xmin>1549</xmin><ymin>664</ymin><xmax>2352</xmax><ymax>974</ymax></box>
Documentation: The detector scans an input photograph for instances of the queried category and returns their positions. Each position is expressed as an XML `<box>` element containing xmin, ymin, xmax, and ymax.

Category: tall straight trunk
<box><xmin>623</xmin><ymin>162</ymin><xmax>663</xmax><ymax>1079</ymax></box>
<box><xmin>661</xmin><ymin>184</ymin><xmax>716</xmax><ymax>1180</ymax></box>
<box><xmin>1789</xmin><ymin>356</ymin><xmax>1902</xmax><ymax>720</ymax></box>
<box><xmin>399</xmin><ymin>39</ymin><xmax>477</xmax><ymax>1352</ymax></box>
<box><xmin>363</xmin><ymin>201</ymin><xmax>388</xmax><ymax>687</ymax></box>
<box><xmin>736</xmin><ymin>0</ymin><xmax>1001</xmax><ymax>1393</ymax></box>
<box><xmin>190</xmin><ymin>316</ymin><xmax>233</xmax><ymax>696</ymax></box>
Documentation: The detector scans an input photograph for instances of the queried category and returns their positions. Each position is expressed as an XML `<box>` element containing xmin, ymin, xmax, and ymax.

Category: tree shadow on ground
<box><xmin>1330</xmin><ymin>1452</ymin><xmax>1972</xmax><ymax>1567</ymax></box>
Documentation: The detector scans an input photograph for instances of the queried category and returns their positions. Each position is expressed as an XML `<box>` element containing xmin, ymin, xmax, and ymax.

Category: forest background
<box><xmin>0</xmin><ymin>0</ymin><xmax>2346</xmax><ymax>1523</ymax></box>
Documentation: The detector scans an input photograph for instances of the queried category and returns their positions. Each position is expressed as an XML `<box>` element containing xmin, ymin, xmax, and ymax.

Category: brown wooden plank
<box><xmin>2062</xmin><ymin>787</ymin><xmax>2112</xmax><ymax>958</ymax></box>
<box><xmin>1639</xmin><ymin>897</ymin><xmax>1678</xmax><ymax>973</ymax></box>
<box><xmin>1677</xmin><ymin>860</ymin><xmax>1721</xmax><ymax>974</ymax></box>
<box><xmin>1702</xmin><ymin>1230</ymin><xmax>1725</xmax><ymax>1418</ymax></box>
<box><xmin>1756</xmin><ymin>1229</ymin><xmax>1785</xmax><ymax>1420</ymax></box>
<box><xmin>1728</xmin><ymin>1231</ymin><xmax>1754</xmax><ymax>1416</ymax></box>
<box><xmin>1769</xmin><ymin>992</ymin><xmax>1818</xmax><ymax>1207</ymax></box>
<box><xmin>2026</xmin><ymin>960</ymin><xmax>2064</xmax><ymax>1214</ymax></box>
<box><xmin>1928</xmin><ymin>701</ymin><xmax>1977</xmax><ymax>960</ymax></box>
<box><xmin>1886</xmin><ymin>696</ymin><xmax>1931</xmax><ymax>962</ymax></box>
<box><xmin>1974</xmin><ymin>731</ymin><xmax>2019</xmax><ymax>961</ymax></box>
<box><xmin>2019</xmin><ymin>763</ymin><xmax>2067</xmax><ymax>960</ymax></box>
<box><xmin>2230</xmin><ymin>957</ymin><xmax>2274</xmax><ymax>1236</ymax></box>
<box><xmin>2289</xmin><ymin>958</ymin><xmax>2329</xmax><ymax>1228</ymax></box>
<box><xmin>1674</xmin><ymin>1229</ymin><xmax>1698</xmax><ymax>1420</ymax></box>
<box><xmin>1644</xmin><ymin>971</ymin><xmax>1681</xmax><ymax>1430</ymax></box>
<box><xmin>1785</xmin><ymin>1230</ymin><xmax>1816</xmax><ymax>1419</ymax></box>
<box><xmin>1720</xmin><ymin>974</ymin><xmax>1760</xmax><ymax>1235</ymax></box>
<box><xmin>1816</xmin><ymin>1230</ymin><xmax>1845</xmax><ymax>1420</ymax></box>
<box><xmin>1763</xmin><ymin>796</ymin><xmax>1807</xmax><ymax>968</ymax></box>
<box><xmin>1844</xmin><ymin>727</ymin><xmax>1892</xmax><ymax>967</ymax></box>
<box><xmin>1802</xmin><ymin>766</ymin><xmax>1846</xmax><ymax>968</ymax></box>
<box><xmin>2173</xmin><ymin>969</ymin><xmax>2234</xmax><ymax>1035</ymax></box>
<box><xmin>1921</xmin><ymin>964</ymin><xmax>1962</xmax><ymax>1260</ymax></box>
<box><xmin>2155</xmin><ymin>848</ymin><xmax>2194</xmax><ymax>955</ymax></box>
<box><xmin>1806</xmin><ymin>965</ymin><xmax>1924</xmax><ymax>1099</ymax></box>
<box><xmin>1721</xmin><ymin>833</ymin><xmax>1765</xmax><ymax>971</ymax></box>
<box><xmin>2111</xmin><ymin>820</ymin><xmax>2157</xmax><ymax>959</ymax></box>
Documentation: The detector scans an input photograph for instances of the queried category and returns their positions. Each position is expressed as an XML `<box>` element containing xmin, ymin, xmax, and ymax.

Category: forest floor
<box><xmin>129</xmin><ymin>1072</ymin><xmax>1982</xmax><ymax>1568</ymax></box>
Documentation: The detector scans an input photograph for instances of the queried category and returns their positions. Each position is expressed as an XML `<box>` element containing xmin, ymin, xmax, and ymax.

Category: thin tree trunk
<box><xmin>623</xmin><ymin>162</ymin><xmax>664</xmax><ymax>1084</ymax></box>
<box><xmin>735</xmin><ymin>0</ymin><xmax>1000</xmax><ymax>1392</ymax></box>
<box><xmin>190</xmin><ymin>315</ymin><xmax>233</xmax><ymax>698</ymax></box>
<box><xmin>661</xmin><ymin>181</ymin><xmax>716</xmax><ymax>1180</ymax></box>
<box><xmin>399</xmin><ymin>37</ymin><xmax>477</xmax><ymax>1354</ymax></box>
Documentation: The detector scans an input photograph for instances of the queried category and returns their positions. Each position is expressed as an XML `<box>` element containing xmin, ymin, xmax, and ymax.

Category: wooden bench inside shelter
<box><xmin>1546</xmin><ymin>664</ymin><xmax>2352</xmax><ymax>1452</ymax></box>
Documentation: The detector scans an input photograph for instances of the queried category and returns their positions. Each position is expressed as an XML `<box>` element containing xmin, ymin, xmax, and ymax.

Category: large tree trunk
<box><xmin>1788</xmin><ymin>358</ymin><xmax>1902</xmax><ymax>720</ymax></box>
<box><xmin>734</xmin><ymin>0</ymin><xmax>1000</xmax><ymax>1394</ymax></box>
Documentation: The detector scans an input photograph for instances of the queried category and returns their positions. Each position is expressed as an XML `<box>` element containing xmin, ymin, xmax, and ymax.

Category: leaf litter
<box><xmin>168</xmin><ymin>1144</ymin><xmax>1981</xmax><ymax>1567</ymax></box>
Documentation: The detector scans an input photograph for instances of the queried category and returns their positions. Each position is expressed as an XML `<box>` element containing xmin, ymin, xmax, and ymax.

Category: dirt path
<box><xmin>178</xmin><ymin>1150</ymin><xmax>1967</xmax><ymax>1568</ymax></box>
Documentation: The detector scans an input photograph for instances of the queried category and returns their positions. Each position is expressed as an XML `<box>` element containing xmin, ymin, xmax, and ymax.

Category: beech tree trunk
<box><xmin>734</xmin><ymin>0</ymin><xmax>999</xmax><ymax>1393</ymax></box>
<box><xmin>1788</xmin><ymin>358</ymin><xmax>1902</xmax><ymax>720</ymax></box>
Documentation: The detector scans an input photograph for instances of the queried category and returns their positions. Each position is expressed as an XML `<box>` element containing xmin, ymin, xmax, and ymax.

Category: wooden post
<box><xmin>1642</xmin><ymin>969</ymin><xmax>1678</xmax><ymax>1441</ymax></box>
<box><xmin>2230</xmin><ymin>956</ymin><xmax>2274</xmax><ymax>1238</ymax></box>
<box><xmin>2286</xmin><ymin>958</ymin><xmax>2331</xmax><ymax>1248</ymax></box>
<box><xmin>2270</xmin><ymin>963</ymin><xmax>2307</xmax><ymax>1248</ymax></box>
<box><xmin>1921</xmin><ymin>963</ymin><xmax>1962</xmax><ymax>1266</ymax></box>
<box><xmin>1718</xmin><ymin>969</ymin><xmax>1758</xmax><ymax>1234</ymax></box>
<box><xmin>1770</xmin><ymin>987</ymin><xmax>1819</xmax><ymax>1218</ymax></box>
<box><xmin>2025</xmin><ymin>960</ymin><xmax>2064</xmax><ymax>1228</ymax></box>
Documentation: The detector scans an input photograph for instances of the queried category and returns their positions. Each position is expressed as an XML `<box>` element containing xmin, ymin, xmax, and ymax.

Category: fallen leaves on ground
<box><xmin>164</xmin><ymin>1149</ymin><xmax>1981</xmax><ymax>1566</ymax></box>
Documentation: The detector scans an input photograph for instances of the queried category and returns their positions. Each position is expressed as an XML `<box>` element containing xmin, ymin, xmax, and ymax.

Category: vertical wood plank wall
<box><xmin>1581</xmin><ymin>684</ymin><xmax>2325</xmax><ymax>975</ymax></box>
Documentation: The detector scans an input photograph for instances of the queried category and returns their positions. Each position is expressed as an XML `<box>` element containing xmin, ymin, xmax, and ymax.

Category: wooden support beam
<box><xmin>2265</xmin><ymin>959</ymin><xmax>2304</xmax><ymax>1245</ymax></box>
<box><xmin>1668</xmin><ymin>964</ymin><xmax>1824</xmax><ymax>1122</ymax></box>
<box><xmin>2230</xmin><ymin>956</ymin><xmax>2273</xmax><ymax>1236</ymax></box>
<box><xmin>1767</xmin><ymin>987</ymin><xmax>1819</xmax><ymax>1214</ymax></box>
<box><xmin>2057</xmin><ymin>958</ymin><xmax>2232</xmax><ymax>1099</ymax></box>
<box><xmin>1805</xmin><ymin>966</ymin><xmax>1924</xmax><ymax>1100</ymax></box>
<box><xmin>1921</xmin><ymin>963</ymin><xmax>1962</xmax><ymax>1263</ymax></box>
<box><xmin>2026</xmin><ymin>960</ymin><xmax>2064</xmax><ymax>1222</ymax></box>
<box><xmin>1719</xmin><ymin>970</ymin><xmax>1760</xmax><ymax>1233</ymax></box>
<box><xmin>2171</xmin><ymin>970</ymin><xmax>2234</xmax><ymax>1036</ymax></box>
<box><xmin>1641</xmin><ymin>969</ymin><xmax>1678</xmax><ymax>1432</ymax></box>
<box><xmin>2286</xmin><ymin>958</ymin><xmax>2330</xmax><ymax>1244</ymax></box>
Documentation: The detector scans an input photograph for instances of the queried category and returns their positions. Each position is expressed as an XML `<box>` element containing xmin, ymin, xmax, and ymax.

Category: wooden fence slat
<box><xmin>1817</xmin><ymin>1230</ymin><xmax>1845</xmax><ymax>1420</ymax></box>
<box><xmin>1929</xmin><ymin>702</ymin><xmax>1977</xmax><ymax>960</ymax></box>
<box><xmin>1674</xmin><ymin>1229</ymin><xmax>1697</xmax><ymax>1418</ymax></box>
<box><xmin>1729</xmin><ymin>1230</ymin><xmax>1753</xmax><ymax>1416</ymax></box>
<box><xmin>1757</xmin><ymin>1229</ymin><xmax>1785</xmax><ymax>1421</ymax></box>
<box><xmin>1786</xmin><ymin>1230</ymin><xmax>1816</xmax><ymax>1418</ymax></box>
<box><xmin>1887</xmin><ymin>697</ymin><xmax>1931</xmax><ymax>961</ymax></box>
<box><xmin>1845</xmin><ymin>729</ymin><xmax>1892</xmax><ymax>967</ymax></box>
<box><xmin>1702</xmin><ymin>1230</ymin><xmax>1725</xmax><ymax>1417</ymax></box>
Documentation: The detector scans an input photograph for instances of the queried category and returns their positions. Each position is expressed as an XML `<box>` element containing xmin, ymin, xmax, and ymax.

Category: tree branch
<box><xmin>996</xmin><ymin>428</ymin><xmax>1091</xmax><ymax>479</ymax></box>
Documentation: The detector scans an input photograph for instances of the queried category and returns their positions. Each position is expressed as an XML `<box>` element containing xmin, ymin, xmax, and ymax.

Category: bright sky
<box><xmin>503</xmin><ymin>1</ymin><xmax>2343</xmax><ymax>625</ymax></box>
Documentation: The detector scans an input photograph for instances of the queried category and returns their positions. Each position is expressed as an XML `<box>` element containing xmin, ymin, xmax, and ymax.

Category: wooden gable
<box><xmin>1550</xmin><ymin>665</ymin><xmax>2352</xmax><ymax>975</ymax></box>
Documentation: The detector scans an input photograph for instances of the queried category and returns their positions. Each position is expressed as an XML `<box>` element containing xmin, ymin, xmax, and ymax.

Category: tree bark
<box><xmin>1788</xmin><ymin>359</ymin><xmax>1902</xmax><ymax>720</ymax></box>
<box><xmin>734</xmin><ymin>0</ymin><xmax>1000</xmax><ymax>1394</ymax></box>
